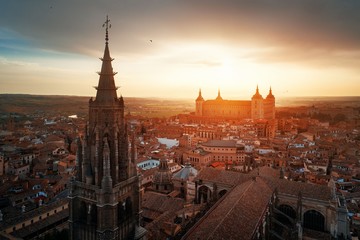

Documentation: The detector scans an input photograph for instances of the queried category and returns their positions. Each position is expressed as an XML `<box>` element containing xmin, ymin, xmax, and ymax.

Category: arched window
<box><xmin>198</xmin><ymin>185</ymin><xmax>211</xmax><ymax>203</ymax></box>
<box><xmin>277</xmin><ymin>204</ymin><xmax>296</xmax><ymax>226</ymax></box>
<box><xmin>304</xmin><ymin>210</ymin><xmax>325</xmax><ymax>232</ymax></box>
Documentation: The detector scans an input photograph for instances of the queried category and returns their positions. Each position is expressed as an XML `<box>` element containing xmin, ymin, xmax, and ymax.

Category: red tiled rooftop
<box><xmin>184</xmin><ymin>177</ymin><xmax>273</xmax><ymax>240</ymax></box>
<box><xmin>195</xmin><ymin>168</ymin><xmax>250</xmax><ymax>186</ymax></box>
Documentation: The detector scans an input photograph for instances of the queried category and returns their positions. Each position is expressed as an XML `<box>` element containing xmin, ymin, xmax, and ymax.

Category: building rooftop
<box><xmin>184</xmin><ymin>177</ymin><xmax>273</xmax><ymax>240</ymax></box>
<box><xmin>184</xmin><ymin>166</ymin><xmax>334</xmax><ymax>239</ymax></box>
<box><xmin>195</xmin><ymin>168</ymin><xmax>250</xmax><ymax>187</ymax></box>
<box><xmin>201</xmin><ymin>140</ymin><xmax>237</xmax><ymax>148</ymax></box>
<box><xmin>142</xmin><ymin>191</ymin><xmax>184</xmax><ymax>221</ymax></box>
<box><xmin>173</xmin><ymin>163</ymin><xmax>198</xmax><ymax>181</ymax></box>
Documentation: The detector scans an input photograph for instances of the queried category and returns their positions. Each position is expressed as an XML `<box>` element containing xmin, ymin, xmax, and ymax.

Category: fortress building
<box><xmin>195</xmin><ymin>86</ymin><xmax>275</xmax><ymax>120</ymax></box>
<box><xmin>68</xmin><ymin>17</ymin><xmax>146</xmax><ymax>240</ymax></box>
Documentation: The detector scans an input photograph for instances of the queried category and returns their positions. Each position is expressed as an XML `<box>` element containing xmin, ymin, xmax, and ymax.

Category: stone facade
<box><xmin>195</xmin><ymin>86</ymin><xmax>275</xmax><ymax>120</ymax></box>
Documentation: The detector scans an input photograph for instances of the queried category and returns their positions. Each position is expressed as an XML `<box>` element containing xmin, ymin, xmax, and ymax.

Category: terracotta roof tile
<box><xmin>195</xmin><ymin>168</ymin><xmax>250</xmax><ymax>186</ymax></box>
<box><xmin>184</xmin><ymin>177</ymin><xmax>273</xmax><ymax>240</ymax></box>
<box><xmin>142</xmin><ymin>191</ymin><xmax>184</xmax><ymax>220</ymax></box>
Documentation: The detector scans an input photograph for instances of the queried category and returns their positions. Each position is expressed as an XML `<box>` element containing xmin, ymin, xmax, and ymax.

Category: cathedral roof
<box><xmin>185</xmin><ymin>166</ymin><xmax>333</xmax><ymax>239</ymax></box>
<box><xmin>184</xmin><ymin>177</ymin><xmax>273</xmax><ymax>240</ymax></box>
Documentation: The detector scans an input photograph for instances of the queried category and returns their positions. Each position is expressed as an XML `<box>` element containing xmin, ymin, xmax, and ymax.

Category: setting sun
<box><xmin>0</xmin><ymin>0</ymin><xmax>359</xmax><ymax>99</ymax></box>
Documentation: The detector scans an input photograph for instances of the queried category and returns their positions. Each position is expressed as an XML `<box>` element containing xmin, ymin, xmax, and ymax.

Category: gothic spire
<box><xmin>216</xmin><ymin>88</ymin><xmax>223</xmax><ymax>100</ymax></box>
<box><xmin>94</xmin><ymin>16</ymin><xmax>119</xmax><ymax>104</ymax></box>
<box><xmin>252</xmin><ymin>85</ymin><xmax>263</xmax><ymax>99</ymax></box>
<box><xmin>266</xmin><ymin>86</ymin><xmax>275</xmax><ymax>99</ymax></box>
<box><xmin>196</xmin><ymin>88</ymin><xmax>204</xmax><ymax>101</ymax></box>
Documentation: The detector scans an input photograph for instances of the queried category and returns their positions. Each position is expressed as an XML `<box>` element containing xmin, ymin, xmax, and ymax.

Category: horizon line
<box><xmin>1</xmin><ymin>93</ymin><xmax>360</xmax><ymax>100</ymax></box>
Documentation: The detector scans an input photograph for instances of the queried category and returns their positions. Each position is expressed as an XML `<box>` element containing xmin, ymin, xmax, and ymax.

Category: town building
<box><xmin>183</xmin><ymin>140</ymin><xmax>247</xmax><ymax>167</ymax></box>
<box><xmin>0</xmin><ymin>198</ymin><xmax>69</xmax><ymax>239</ymax></box>
<box><xmin>172</xmin><ymin>163</ymin><xmax>198</xmax><ymax>203</ymax></box>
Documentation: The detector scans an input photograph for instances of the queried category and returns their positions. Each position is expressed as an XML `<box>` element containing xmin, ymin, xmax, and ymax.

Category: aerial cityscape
<box><xmin>1</xmin><ymin>1</ymin><xmax>360</xmax><ymax>240</ymax></box>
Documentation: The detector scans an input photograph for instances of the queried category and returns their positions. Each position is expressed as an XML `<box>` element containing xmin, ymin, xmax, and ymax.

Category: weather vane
<box><xmin>103</xmin><ymin>15</ymin><xmax>111</xmax><ymax>43</ymax></box>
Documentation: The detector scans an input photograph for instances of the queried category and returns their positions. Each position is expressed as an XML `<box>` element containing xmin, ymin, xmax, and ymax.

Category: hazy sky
<box><xmin>1</xmin><ymin>0</ymin><xmax>360</xmax><ymax>99</ymax></box>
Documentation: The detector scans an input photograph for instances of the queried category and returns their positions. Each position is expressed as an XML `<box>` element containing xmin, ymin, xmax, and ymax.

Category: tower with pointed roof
<box><xmin>264</xmin><ymin>87</ymin><xmax>275</xmax><ymax>119</ymax></box>
<box><xmin>251</xmin><ymin>85</ymin><xmax>264</xmax><ymax>120</ymax></box>
<box><xmin>215</xmin><ymin>89</ymin><xmax>223</xmax><ymax>101</ymax></box>
<box><xmin>69</xmin><ymin>16</ymin><xmax>146</xmax><ymax>240</ymax></box>
<box><xmin>195</xmin><ymin>88</ymin><xmax>204</xmax><ymax>116</ymax></box>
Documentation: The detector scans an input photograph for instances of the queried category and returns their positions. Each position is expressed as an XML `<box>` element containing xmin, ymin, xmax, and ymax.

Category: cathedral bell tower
<box><xmin>69</xmin><ymin>16</ymin><xmax>146</xmax><ymax>240</ymax></box>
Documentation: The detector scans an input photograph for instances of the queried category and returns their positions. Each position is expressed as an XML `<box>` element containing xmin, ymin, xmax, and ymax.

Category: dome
<box><xmin>154</xmin><ymin>159</ymin><xmax>173</xmax><ymax>184</ymax></box>
<box><xmin>153</xmin><ymin>170</ymin><xmax>173</xmax><ymax>184</ymax></box>
<box><xmin>173</xmin><ymin>163</ymin><xmax>198</xmax><ymax>181</ymax></box>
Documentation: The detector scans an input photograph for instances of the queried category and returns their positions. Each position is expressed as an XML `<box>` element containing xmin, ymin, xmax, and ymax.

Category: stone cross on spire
<box><xmin>102</xmin><ymin>15</ymin><xmax>111</xmax><ymax>44</ymax></box>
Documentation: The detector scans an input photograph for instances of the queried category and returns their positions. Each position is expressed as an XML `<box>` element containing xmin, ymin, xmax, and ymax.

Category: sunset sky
<box><xmin>1</xmin><ymin>0</ymin><xmax>360</xmax><ymax>99</ymax></box>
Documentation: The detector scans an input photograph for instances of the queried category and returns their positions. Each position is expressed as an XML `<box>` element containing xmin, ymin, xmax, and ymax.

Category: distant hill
<box><xmin>1</xmin><ymin>94</ymin><xmax>359</xmax><ymax>118</ymax></box>
<box><xmin>276</xmin><ymin>96</ymin><xmax>360</xmax><ymax>107</ymax></box>
<box><xmin>0</xmin><ymin>94</ymin><xmax>194</xmax><ymax>118</ymax></box>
